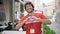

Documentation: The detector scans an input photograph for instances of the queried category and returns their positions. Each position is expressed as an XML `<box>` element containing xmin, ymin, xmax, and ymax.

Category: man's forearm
<box><xmin>15</xmin><ymin>20</ymin><xmax>27</xmax><ymax>30</ymax></box>
<box><xmin>38</xmin><ymin>18</ymin><xmax>51</xmax><ymax>24</ymax></box>
<box><xmin>15</xmin><ymin>17</ymin><xmax>30</xmax><ymax>30</ymax></box>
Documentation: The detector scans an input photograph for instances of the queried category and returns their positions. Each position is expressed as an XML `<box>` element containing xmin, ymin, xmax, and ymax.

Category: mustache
<box><xmin>28</xmin><ymin>8</ymin><xmax>32</xmax><ymax>9</ymax></box>
<box><xmin>27</xmin><ymin>8</ymin><xmax>34</xmax><ymax>10</ymax></box>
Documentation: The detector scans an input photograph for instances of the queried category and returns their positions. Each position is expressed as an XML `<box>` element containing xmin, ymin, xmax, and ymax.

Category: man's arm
<box><xmin>15</xmin><ymin>20</ymin><xmax>26</xmax><ymax>30</ymax></box>
<box><xmin>38</xmin><ymin>18</ymin><xmax>51</xmax><ymax>25</ymax></box>
<box><xmin>32</xmin><ymin>15</ymin><xmax>51</xmax><ymax>25</ymax></box>
<box><xmin>15</xmin><ymin>16</ymin><xmax>31</xmax><ymax>30</ymax></box>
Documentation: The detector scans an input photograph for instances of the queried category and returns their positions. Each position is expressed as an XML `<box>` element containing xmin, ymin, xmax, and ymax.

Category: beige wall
<box><xmin>4</xmin><ymin>0</ymin><xmax>13</xmax><ymax>23</ymax></box>
<box><xmin>55</xmin><ymin>0</ymin><xmax>60</xmax><ymax>23</ymax></box>
<box><xmin>55</xmin><ymin>0</ymin><xmax>60</xmax><ymax>9</ymax></box>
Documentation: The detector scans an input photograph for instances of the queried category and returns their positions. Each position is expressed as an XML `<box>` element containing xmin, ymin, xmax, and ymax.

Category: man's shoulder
<box><xmin>21</xmin><ymin>15</ymin><xmax>28</xmax><ymax>19</ymax></box>
<box><xmin>34</xmin><ymin>13</ymin><xmax>43</xmax><ymax>15</ymax></box>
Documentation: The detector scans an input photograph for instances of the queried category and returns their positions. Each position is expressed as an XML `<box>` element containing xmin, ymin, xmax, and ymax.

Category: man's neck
<box><xmin>28</xmin><ymin>12</ymin><xmax>34</xmax><ymax>16</ymax></box>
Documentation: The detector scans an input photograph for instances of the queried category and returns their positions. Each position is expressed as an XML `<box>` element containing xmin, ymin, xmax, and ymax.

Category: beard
<box><xmin>26</xmin><ymin>8</ymin><xmax>34</xmax><ymax>13</ymax></box>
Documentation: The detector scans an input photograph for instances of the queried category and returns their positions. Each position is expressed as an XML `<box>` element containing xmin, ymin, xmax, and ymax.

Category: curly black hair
<box><xmin>24</xmin><ymin>2</ymin><xmax>34</xmax><ymax>10</ymax></box>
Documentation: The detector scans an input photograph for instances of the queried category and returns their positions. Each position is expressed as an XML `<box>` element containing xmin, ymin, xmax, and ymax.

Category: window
<box><xmin>0</xmin><ymin>0</ymin><xmax>3</xmax><ymax>4</ymax></box>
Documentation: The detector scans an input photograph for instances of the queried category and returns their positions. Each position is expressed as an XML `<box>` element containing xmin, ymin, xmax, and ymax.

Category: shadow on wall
<box><xmin>0</xmin><ymin>11</ymin><xmax>6</xmax><ymax>22</ymax></box>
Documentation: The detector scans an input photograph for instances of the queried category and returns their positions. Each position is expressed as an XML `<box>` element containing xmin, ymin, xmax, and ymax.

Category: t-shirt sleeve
<box><xmin>18</xmin><ymin>17</ymin><xmax>25</xmax><ymax>24</ymax></box>
<box><xmin>18</xmin><ymin>15</ymin><xmax>28</xmax><ymax>24</ymax></box>
<box><xmin>41</xmin><ymin>14</ymin><xmax>48</xmax><ymax>19</ymax></box>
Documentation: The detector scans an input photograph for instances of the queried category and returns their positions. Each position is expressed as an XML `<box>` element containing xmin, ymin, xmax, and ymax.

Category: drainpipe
<box><xmin>12</xmin><ymin>0</ymin><xmax>15</xmax><ymax>30</ymax></box>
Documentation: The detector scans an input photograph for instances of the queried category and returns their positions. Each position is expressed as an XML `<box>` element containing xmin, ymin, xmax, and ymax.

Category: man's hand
<box><xmin>24</xmin><ymin>16</ymin><xmax>32</xmax><ymax>22</ymax></box>
<box><xmin>31</xmin><ymin>16</ymin><xmax>41</xmax><ymax>21</ymax></box>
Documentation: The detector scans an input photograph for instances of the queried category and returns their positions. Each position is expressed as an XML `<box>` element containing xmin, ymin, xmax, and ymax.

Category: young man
<box><xmin>15</xmin><ymin>2</ymin><xmax>51</xmax><ymax>34</ymax></box>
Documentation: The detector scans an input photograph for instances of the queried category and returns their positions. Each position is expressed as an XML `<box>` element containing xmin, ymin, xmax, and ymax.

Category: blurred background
<box><xmin>0</xmin><ymin>0</ymin><xmax>60</xmax><ymax>34</ymax></box>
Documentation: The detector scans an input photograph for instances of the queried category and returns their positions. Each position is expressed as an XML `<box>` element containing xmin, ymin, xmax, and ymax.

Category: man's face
<box><xmin>25</xmin><ymin>4</ymin><xmax>34</xmax><ymax>13</ymax></box>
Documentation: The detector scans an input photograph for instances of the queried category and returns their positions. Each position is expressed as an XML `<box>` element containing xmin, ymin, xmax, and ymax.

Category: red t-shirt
<box><xmin>18</xmin><ymin>13</ymin><xmax>48</xmax><ymax>34</ymax></box>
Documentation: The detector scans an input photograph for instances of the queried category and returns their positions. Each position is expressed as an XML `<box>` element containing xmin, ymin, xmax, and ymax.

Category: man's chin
<box><xmin>28</xmin><ymin>11</ymin><xmax>32</xmax><ymax>13</ymax></box>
